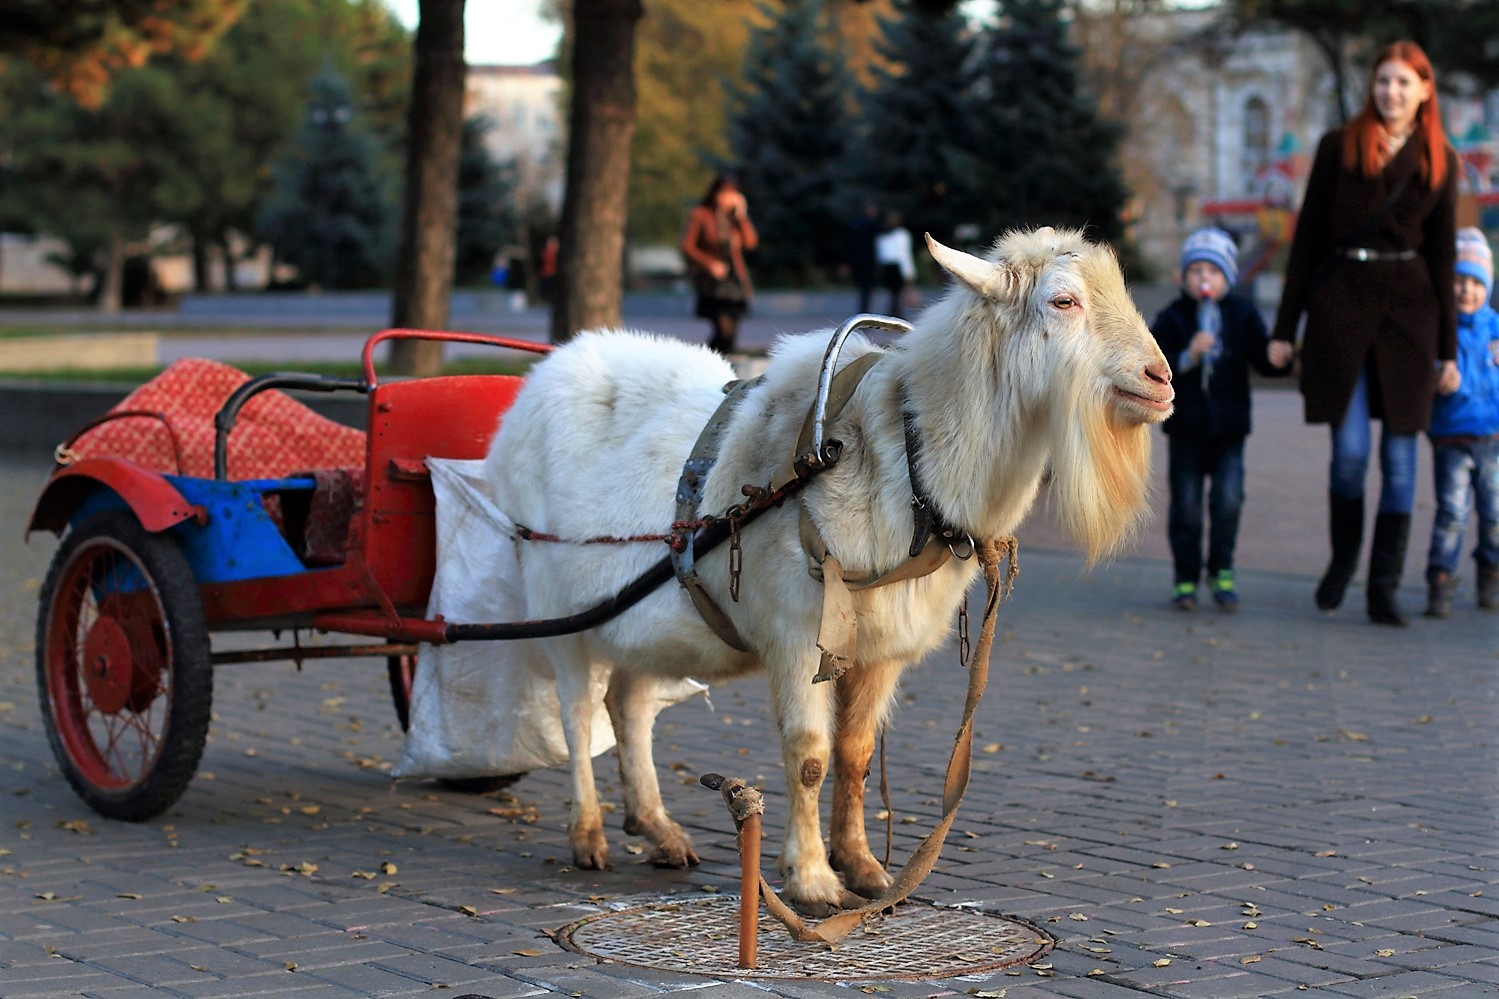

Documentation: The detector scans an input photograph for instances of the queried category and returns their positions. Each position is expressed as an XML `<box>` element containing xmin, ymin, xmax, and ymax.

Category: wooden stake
<box><xmin>738</xmin><ymin>811</ymin><xmax>761</xmax><ymax>969</ymax></box>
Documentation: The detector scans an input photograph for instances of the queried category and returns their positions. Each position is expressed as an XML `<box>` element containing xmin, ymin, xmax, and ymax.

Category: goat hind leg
<box><xmin>604</xmin><ymin>670</ymin><xmax>698</xmax><ymax>868</ymax></box>
<box><xmin>549</xmin><ymin>640</ymin><xmax>611</xmax><ymax>870</ymax></box>
<box><xmin>829</xmin><ymin>662</ymin><xmax>901</xmax><ymax>899</ymax></box>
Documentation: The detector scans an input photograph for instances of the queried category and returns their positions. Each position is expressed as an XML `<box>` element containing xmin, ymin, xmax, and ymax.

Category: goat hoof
<box><xmin>791</xmin><ymin>898</ymin><xmax>840</xmax><ymax>919</ymax></box>
<box><xmin>570</xmin><ymin>829</ymin><xmax>611</xmax><ymax>871</ymax></box>
<box><xmin>649</xmin><ymin>843</ymin><xmax>700</xmax><ymax>868</ymax></box>
<box><xmin>836</xmin><ymin>861</ymin><xmax>894</xmax><ymax>901</ymax></box>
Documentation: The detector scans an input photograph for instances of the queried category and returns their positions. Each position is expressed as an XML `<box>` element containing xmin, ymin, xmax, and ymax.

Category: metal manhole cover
<box><xmin>558</xmin><ymin>895</ymin><xmax>1054</xmax><ymax>981</ymax></box>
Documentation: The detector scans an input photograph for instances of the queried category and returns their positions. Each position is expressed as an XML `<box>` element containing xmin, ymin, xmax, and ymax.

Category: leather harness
<box><xmin>670</xmin><ymin>353</ymin><xmax>971</xmax><ymax>674</ymax></box>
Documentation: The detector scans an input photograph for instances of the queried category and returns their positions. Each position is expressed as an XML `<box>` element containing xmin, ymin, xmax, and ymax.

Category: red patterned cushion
<box><xmin>64</xmin><ymin>358</ymin><xmax>366</xmax><ymax>479</ymax></box>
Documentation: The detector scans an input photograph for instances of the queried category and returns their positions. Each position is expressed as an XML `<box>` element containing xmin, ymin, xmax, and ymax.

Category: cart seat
<box><xmin>60</xmin><ymin>357</ymin><xmax>366</xmax><ymax>479</ymax></box>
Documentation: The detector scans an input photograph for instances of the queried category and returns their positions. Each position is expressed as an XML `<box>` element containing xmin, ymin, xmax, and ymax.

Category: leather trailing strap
<box><xmin>757</xmin><ymin>537</ymin><xmax>1019</xmax><ymax>945</ymax></box>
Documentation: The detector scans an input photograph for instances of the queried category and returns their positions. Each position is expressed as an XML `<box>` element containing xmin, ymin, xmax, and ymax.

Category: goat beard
<box><xmin>1047</xmin><ymin>402</ymin><xmax>1153</xmax><ymax>567</ymax></box>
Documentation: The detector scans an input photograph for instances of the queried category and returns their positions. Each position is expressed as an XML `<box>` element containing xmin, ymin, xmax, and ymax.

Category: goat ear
<box><xmin>924</xmin><ymin>233</ymin><xmax>1016</xmax><ymax>302</ymax></box>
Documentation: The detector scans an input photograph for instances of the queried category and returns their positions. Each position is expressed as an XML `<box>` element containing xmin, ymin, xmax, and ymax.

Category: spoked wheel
<box><xmin>36</xmin><ymin>510</ymin><xmax>212</xmax><ymax>821</ymax></box>
<box><xmin>387</xmin><ymin>652</ymin><xmax>522</xmax><ymax>794</ymax></box>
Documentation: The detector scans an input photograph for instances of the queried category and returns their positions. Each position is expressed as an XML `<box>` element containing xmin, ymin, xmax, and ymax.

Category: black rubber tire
<box><xmin>386</xmin><ymin>653</ymin><xmax>523</xmax><ymax>794</ymax></box>
<box><xmin>36</xmin><ymin>510</ymin><xmax>212</xmax><ymax>821</ymax></box>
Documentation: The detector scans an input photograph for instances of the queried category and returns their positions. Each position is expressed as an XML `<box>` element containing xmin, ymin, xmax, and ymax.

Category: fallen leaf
<box><xmin>513</xmin><ymin>948</ymin><xmax>543</xmax><ymax>957</ymax></box>
<box><xmin>1240</xmin><ymin>955</ymin><xmax>1261</xmax><ymax>965</ymax></box>
<box><xmin>1152</xmin><ymin>958</ymin><xmax>1171</xmax><ymax>967</ymax></box>
<box><xmin>1376</xmin><ymin>948</ymin><xmax>1396</xmax><ymax>957</ymax></box>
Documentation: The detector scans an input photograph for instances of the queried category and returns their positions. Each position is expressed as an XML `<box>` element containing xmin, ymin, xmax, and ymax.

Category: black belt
<box><xmin>1431</xmin><ymin>433</ymin><xmax>1498</xmax><ymax>448</ymax></box>
<box><xmin>1339</xmin><ymin>247</ymin><xmax>1418</xmax><ymax>262</ymax></box>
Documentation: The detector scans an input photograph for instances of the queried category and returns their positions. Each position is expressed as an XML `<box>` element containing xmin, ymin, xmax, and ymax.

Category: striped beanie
<box><xmin>1455</xmin><ymin>226</ymin><xmax>1492</xmax><ymax>293</ymax></box>
<box><xmin>1179</xmin><ymin>226</ymin><xmax>1239</xmax><ymax>288</ymax></box>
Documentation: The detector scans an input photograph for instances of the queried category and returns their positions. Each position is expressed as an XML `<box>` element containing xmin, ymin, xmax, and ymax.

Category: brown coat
<box><xmin>1270</xmin><ymin>127</ymin><xmax>1458</xmax><ymax>433</ymax></box>
<box><xmin>680</xmin><ymin>204</ymin><xmax>757</xmax><ymax>291</ymax></box>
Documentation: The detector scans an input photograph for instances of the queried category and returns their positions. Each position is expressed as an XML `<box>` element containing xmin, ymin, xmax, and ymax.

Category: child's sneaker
<box><xmin>1171</xmin><ymin>582</ymin><xmax>1197</xmax><ymax>611</ymax></box>
<box><xmin>1211</xmin><ymin>570</ymin><xmax>1238</xmax><ymax>611</ymax></box>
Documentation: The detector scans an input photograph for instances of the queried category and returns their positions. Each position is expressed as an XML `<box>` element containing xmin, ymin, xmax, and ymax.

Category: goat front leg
<box><xmin>604</xmin><ymin>670</ymin><xmax>698</xmax><ymax>868</ymax></box>
<box><xmin>549</xmin><ymin>642</ymin><xmax>610</xmax><ymax>870</ymax></box>
<box><xmin>829</xmin><ymin>661</ymin><xmax>903</xmax><ymax>899</ymax></box>
<box><xmin>768</xmin><ymin>657</ymin><xmax>845</xmax><ymax>913</ymax></box>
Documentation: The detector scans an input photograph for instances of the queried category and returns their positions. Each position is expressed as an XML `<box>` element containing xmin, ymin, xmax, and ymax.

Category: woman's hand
<box><xmin>709</xmin><ymin>260</ymin><xmax>729</xmax><ymax>280</ymax></box>
<box><xmin>1436</xmin><ymin>359</ymin><xmax>1460</xmax><ymax>395</ymax></box>
<box><xmin>1267</xmin><ymin>340</ymin><xmax>1295</xmax><ymax>368</ymax></box>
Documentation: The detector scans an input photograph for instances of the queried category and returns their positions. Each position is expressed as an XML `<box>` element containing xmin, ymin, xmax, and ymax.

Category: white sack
<box><xmin>394</xmin><ymin>457</ymin><xmax>706</xmax><ymax>779</ymax></box>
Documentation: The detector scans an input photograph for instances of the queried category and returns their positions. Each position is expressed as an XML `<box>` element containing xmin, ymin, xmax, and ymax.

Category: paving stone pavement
<box><xmin>1</xmin><ymin>380</ymin><xmax>1496</xmax><ymax>998</ymax></box>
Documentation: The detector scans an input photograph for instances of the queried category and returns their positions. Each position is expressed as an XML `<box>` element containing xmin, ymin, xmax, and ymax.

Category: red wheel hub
<box><xmin>81</xmin><ymin>617</ymin><xmax>134</xmax><ymax>715</ymax></box>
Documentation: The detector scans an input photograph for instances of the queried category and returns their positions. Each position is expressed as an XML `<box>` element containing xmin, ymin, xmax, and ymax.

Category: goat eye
<box><xmin>1050</xmin><ymin>295</ymin><xmax>1077</xmax><ymax>310</ymax></box>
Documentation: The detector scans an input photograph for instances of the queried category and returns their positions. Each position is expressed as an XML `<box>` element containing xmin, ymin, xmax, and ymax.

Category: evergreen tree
<box><xmin>453</xmin><ymin>115</ymin><xmax>519</xmax><ymax>286</ymax></box>
<box><xmin>258</xmin><ymin>66</ymin><xmax>397</xmax><ymax>290</ymax></box>
<box><xmin>968</xmin><ymin>0</ymin><xmax>1128</xmax><ymax>243</ymax></box>
<box><xmin>727</xmin><ymin>0</ymin><xmax>855</xmax><ymax>285</ymax></box>
<box><xmin>848</xmin><ymin>0</ymin><xmax>978</xmax><ymax>250</ymax></box>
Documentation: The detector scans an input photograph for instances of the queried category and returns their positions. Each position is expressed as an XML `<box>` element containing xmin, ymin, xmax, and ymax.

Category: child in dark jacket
<box><xmin>1422</xmin><ymin>227</ymin><xmax>1499</xmax><ymax>616</ymax></box>
<box><xmin>1151</xmin><ymin>227</ymin><xmax>1291</xmax><ymax>610</ymax></box>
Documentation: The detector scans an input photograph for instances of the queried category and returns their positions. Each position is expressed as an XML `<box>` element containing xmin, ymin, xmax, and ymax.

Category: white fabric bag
<box><xmin>394</xmin><ymin>458</ymin><xmax>705</xmax><ymax>780</ymax></box>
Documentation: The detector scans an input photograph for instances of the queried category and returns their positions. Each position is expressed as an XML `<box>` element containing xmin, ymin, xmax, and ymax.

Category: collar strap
<box><xmin>902</xmin><ymin>409</ymin><xmax>974</xmax><ymax>559</ymax></box>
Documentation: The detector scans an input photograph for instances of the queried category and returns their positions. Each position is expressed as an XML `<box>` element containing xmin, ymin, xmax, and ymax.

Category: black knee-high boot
<box><xmin>1316</xmin><ymin>494</ymin><xmax>1364</xmax><ymax>610</ymax></box>
<box><xmin>1366</xmin><ymin>512</ymin><xmax>1411</xmax><ymax>627</ymax></box>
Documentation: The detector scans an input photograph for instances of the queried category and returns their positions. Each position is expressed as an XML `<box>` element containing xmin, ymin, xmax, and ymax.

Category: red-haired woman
<box><xmin>681</xmin><ymin>172</ymin><xmax>758</xmax><ymax>355</ymax></box>
<box><xmin>1269</xmin><ymin>40</ymin><xmax>1459</xmax><ymax>626</ymax></box>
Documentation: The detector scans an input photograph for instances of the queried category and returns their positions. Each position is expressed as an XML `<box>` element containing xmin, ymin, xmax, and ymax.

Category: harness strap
<box><xmin>671</xmin><ymin>377</ymin><xmax>764</xmax><ymax>653</ymax></box>
<box><xmin>669</xmin><ymin>355</ymin><xmax>884</xmax><ymax>654</ymax></box>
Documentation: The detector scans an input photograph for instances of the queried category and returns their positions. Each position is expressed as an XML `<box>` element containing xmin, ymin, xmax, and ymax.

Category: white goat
<box><xmin>484</xmin><ymin>227</ymin><xmax>1172</xmax><ymax>909</ymax></box>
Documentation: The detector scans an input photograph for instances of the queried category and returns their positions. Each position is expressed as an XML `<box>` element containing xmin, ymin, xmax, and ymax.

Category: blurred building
<box><xmin>464</xmin><ymin>61</ymin><xmax>565</xmax><ymax>216</ymax></box>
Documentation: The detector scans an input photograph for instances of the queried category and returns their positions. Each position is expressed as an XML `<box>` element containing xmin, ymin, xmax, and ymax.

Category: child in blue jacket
<box><xmin>1423</xmin><ymin>227</ymin><xmax>1499</xmax><ymax>616</ymax></box>
<box><xmin>1150</xmin><ymin>227</ymin><xmax>1291</xmax><ymax>611</ymax></box>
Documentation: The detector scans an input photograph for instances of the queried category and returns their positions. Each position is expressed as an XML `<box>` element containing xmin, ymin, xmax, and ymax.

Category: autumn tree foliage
<box><xmin>0</xmin><ymin>0</ymin><xmax>246</xmax><ymax>107</ymax></box>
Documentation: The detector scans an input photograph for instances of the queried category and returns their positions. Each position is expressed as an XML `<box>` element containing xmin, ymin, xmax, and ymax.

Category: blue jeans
<box><xmin>1167</xmin><ymin>436</ymin><xmax>1245</xmax><ymax>584</ymax></box>
<box><xmin>1329</xmin><ymin>369</ymin><xmax>1417</xmax><ymax>513</ymax></box>
<box><xmin>1425</xmin><ymin>437</ymin><xmax>1499</xmax><ymax>580</ymax></box>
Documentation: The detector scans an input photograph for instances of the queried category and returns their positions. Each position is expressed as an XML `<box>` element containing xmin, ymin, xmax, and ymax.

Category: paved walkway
<box><xmin>0</xmin><ymin>311</ymin><xmax>1496</xmax><ymax>997</ymax></box>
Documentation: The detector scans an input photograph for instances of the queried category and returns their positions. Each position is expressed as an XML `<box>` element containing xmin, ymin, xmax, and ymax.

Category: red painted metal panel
<box><xmin>28</xmin><ymin>460</ymin><xmax>200</xmax><ymax>536</ymax></box>
<box><xmin>360</xmin><ymin>374</ymin><xmax>526</xmax><ymax>609</ymax></box>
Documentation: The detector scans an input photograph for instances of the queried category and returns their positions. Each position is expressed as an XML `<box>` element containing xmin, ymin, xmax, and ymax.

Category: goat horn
<box><xmin>924</xmin><ymin>232</ymin><xmax>1012</xmax><ymax>302</ymax></box>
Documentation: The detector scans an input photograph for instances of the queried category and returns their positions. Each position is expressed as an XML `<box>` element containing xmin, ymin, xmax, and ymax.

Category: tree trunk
<box><xmin>388</xmin><ymin>0</ymin><xmax>467</xmax><ymax>377</ymax></box>
<box><xmin>549</xmin><ymin>0</ymin><xmax>642</xmax><ymax>344</ymax></box>
<box><xmin>220</xmin><ymin>234</ymin><xmax>239</xmax><ymax>292</ymax></box>
<box><xmin>191</xmin><ymin>238</ymin><xmax>211</xmax><ymax>293</ymax></box>
<box><xmin>96</xmin><ymin>235</ymin><xmax>123</xmax><ymax>314</ymax></box>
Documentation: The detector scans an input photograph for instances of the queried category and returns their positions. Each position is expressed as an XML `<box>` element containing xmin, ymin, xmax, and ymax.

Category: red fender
<box><xmin>28</xmin><ymin>459</ymin><xmax>202</xmax><ymax>538</ymax></box>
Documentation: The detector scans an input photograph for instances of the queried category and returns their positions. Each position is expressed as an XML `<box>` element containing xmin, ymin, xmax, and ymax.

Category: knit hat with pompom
<box><xmin>1179</xmin><ymin>226</ymin><xmax>1239</xmax><ymax>288</ymax></box>
<box><xmin>1455</xmin><ymin>226</ymin><xmax>1493</xmax><ymax>294</ymax></box>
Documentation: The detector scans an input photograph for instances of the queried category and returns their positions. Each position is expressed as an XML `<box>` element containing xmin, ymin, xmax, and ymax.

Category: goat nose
<box><xmin>1145</xmin><ymin>361</ymin><xmax>1172</xmax><ymax>385</ymax></box>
